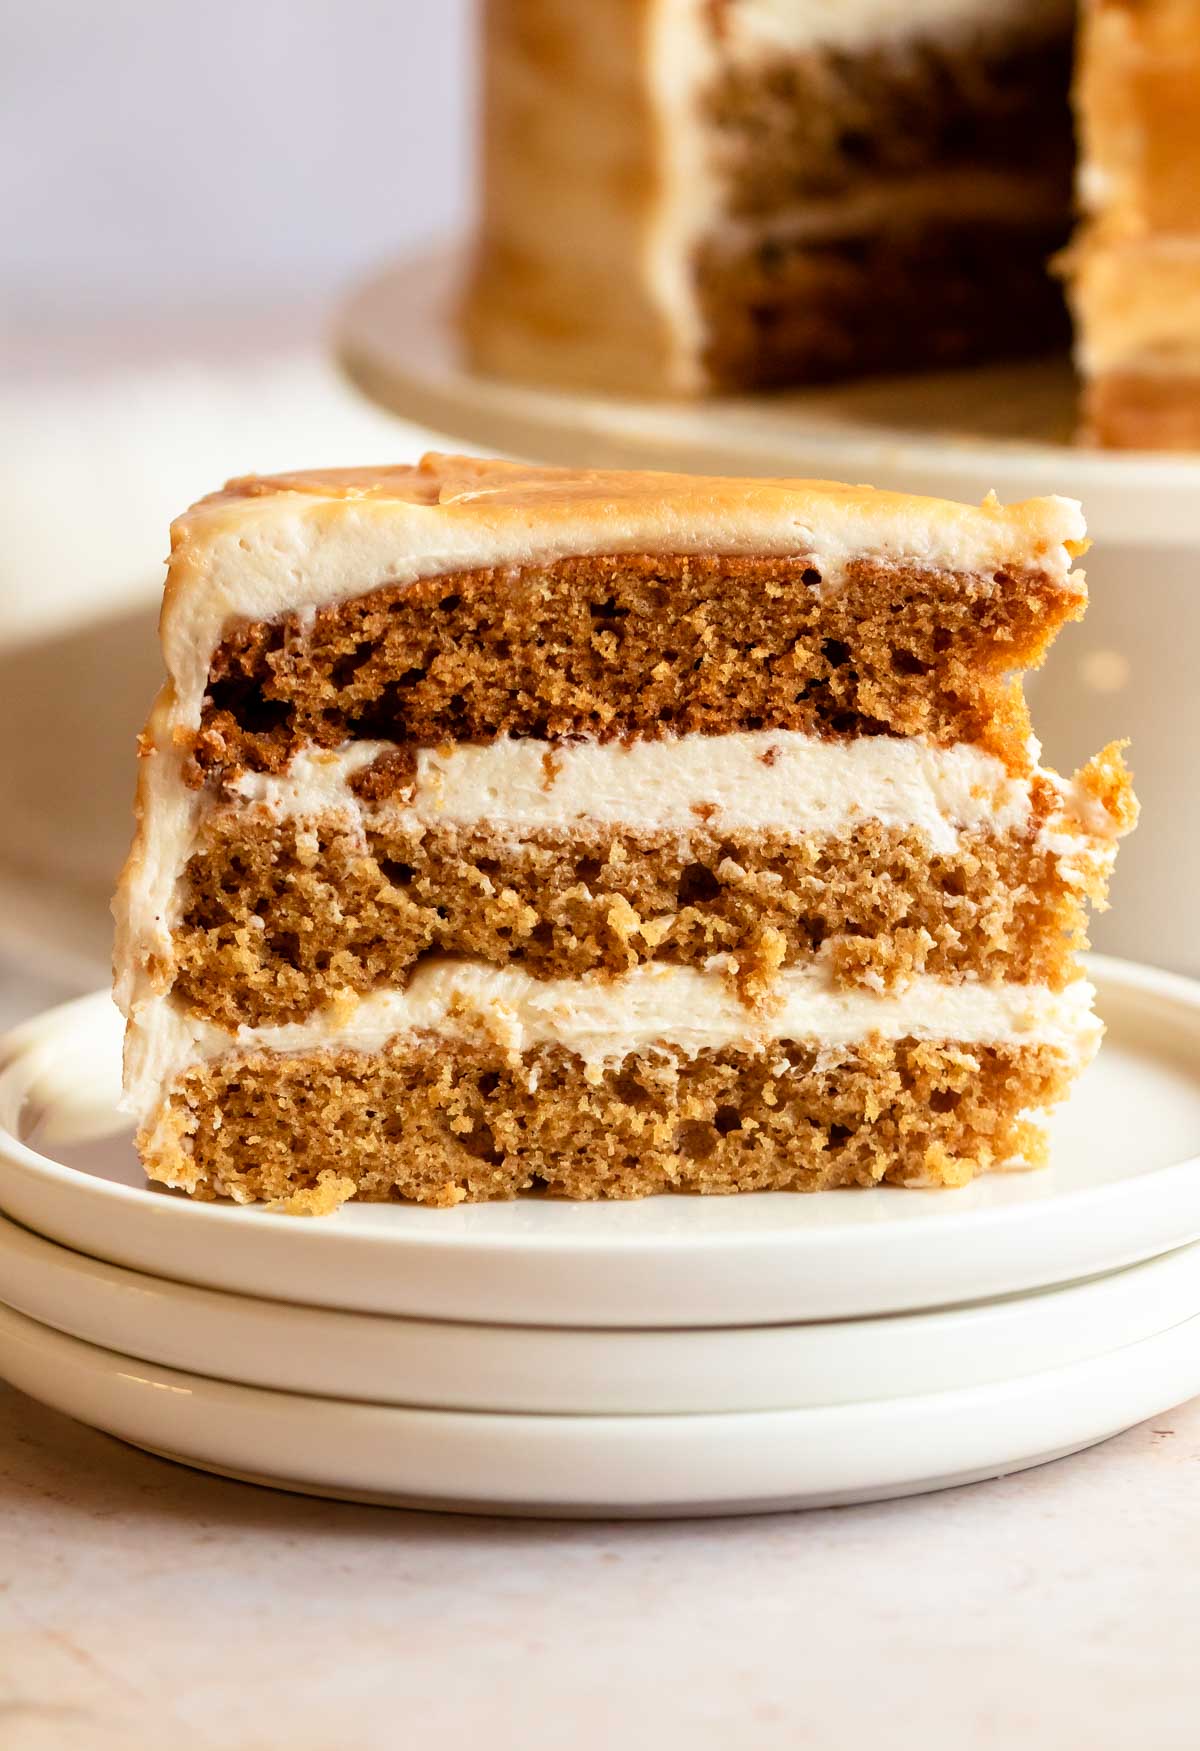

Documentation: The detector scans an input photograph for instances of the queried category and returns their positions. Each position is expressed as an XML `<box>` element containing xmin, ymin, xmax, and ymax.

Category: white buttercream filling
<box><xmin>707</xmin><ymin>170</ymin><xmax>1072</xmax><ymax>252</ymax></box>
<box><xmin>717</xmin><ymin>0</ymin><xmax>1071</xmax><ymax>56</ymax></box>
<box><xmin>124</xmin><ymin>960</ymin><xmax>1101</xmax><ymax>1122</ymax></box>
<box><xmin>228</xmin><ymin>731</ymin><xmax>1037</xmax><ymax>854</ymax></box>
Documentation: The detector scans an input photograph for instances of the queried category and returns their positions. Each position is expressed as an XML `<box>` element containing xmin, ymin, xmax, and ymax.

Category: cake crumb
<box><xmin>273</xmin><ymin>1169</ymin><xmax>357</xmax><ymax>1216</ymax></box>
<box><xmin>1071</xmin><ymin>741</ymin><xmax>1139</xmax><ymax>836</ymax></box>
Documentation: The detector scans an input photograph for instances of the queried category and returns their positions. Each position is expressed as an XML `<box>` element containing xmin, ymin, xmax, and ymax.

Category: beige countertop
<box><xmin>1</xmin><ymin>1378</ymin><xmax>1197</xmax><ymax>1751</ymax></box>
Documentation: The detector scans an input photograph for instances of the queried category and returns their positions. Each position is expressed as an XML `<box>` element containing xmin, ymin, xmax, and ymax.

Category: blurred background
<box><xmin>0</xmin><ymin>0</ymin><xmax>474</xmax><ymax>1024</ymax></box>
<box><xmin>4</xmin><ymin>0</ymin><xmax>470</xmax><ymax>338</ymax></box>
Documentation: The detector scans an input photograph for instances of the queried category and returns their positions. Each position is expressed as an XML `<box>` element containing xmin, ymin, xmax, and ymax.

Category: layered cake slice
<box><xmin>1068</xmin><ymin>0</ymin><xmax>1200</xmax><ymax>448</ymax></box>
<box><xmin>464</xmin><ymin>0</ymin><xmax>1075</xmax><ymax>393</ymax></box>
<box><xmin>113</xmin><ymin>455</ymin><xmax>1136</xmax><ymax>1209</ymax></box>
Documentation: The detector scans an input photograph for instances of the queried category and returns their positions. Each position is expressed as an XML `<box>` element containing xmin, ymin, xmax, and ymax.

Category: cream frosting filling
<box><xmin>227</xmin><ymin>731</ymin><xmax>1038</xmax><ymax>853</ymax></box>
<box><xmin>228</xmin><ymin>732</ymin><xmax>1123</xmax><ymax>890</ymax></box>
<box><xmin>713</xmin><ymin>0</ymin><xmax>1071</xmax><ymax>57</ymax></box>
<box><xmin>706</xmin><ymin>171</ymin><xmax>1071</xmax><ymax>256</ymax></box>
<box><xmin>123</xmin><ymin>960</ymin><xmax>1101</xmax><ymax>1123</ymax></box>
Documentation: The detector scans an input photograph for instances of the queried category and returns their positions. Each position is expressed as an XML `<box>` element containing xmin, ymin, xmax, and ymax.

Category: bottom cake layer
<box><xmin>695</xmin><ymin>214</ymin><xmax>1071</xmax><ymax>389</ymax></box>
<box><xmin>139</xmin><ymin>1036</ymin><xmax>1078</xmax><ymax>1210</ymax></box>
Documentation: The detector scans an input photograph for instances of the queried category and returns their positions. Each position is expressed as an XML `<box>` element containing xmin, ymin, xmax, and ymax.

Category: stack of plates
<box><xmin>2</xmin><ymin>956</ymin><xmax>1200</xmax><ymax>1517</ymax></box>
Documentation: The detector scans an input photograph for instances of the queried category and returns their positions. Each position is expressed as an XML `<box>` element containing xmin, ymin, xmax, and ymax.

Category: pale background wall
<box><xmin>1</xmin><ymin>0</ymin><xmax>472</xmax><ymax>329</ymax></box>
<box><xmin>0</xmin><ymin>0</ymin><xmax>477</xmax><ymax>1000</ymax></box>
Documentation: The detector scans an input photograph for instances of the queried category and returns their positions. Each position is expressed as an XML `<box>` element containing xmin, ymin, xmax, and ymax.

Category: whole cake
<box><xmin>463</xmin><ymin>0</ymin><xmax>1200</xmax><ymax>448</ymax></box>
<box><xmin>114</xmin><ymin>455</ymin><xmax>1136</xmax><ymax>1209</ymax></box>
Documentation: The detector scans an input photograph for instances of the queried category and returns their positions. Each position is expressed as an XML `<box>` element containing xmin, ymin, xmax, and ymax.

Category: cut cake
<box><xmin>113</xmin><ymin>455</ymin><xmax>1136</xmax><ymax>1209</ymax></box>
<box><xmin>464</xmin><ymin>0</ymin><xmax>1076</xmax><ymax>395</ymax></box>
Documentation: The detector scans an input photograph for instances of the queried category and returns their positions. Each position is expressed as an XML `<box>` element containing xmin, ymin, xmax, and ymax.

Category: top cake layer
<box><xmin>162</xmin><ymin>454</ymin><xmax>1086</xmax><ymax>723</ymax></box>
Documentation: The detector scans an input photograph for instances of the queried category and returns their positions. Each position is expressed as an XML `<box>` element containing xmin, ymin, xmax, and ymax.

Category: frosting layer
<box><xmin>716</xmin><ymin>0</ymin><xmax>1073</xmax><ymax>57</ymax></box>
<box><xmin>229</xmin><ymin>731</ymin><xmax>1037</xmax><ymax>853</ymax></box>
<box><xmin>127</xmin><ymin>960</ymin><xmax>1101</xmax><ymax>1121</ymax></box>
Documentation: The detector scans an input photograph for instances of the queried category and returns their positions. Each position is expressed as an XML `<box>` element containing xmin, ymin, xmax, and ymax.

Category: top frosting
<box><xmin>161</xmin><ymin>453</ymin><xmax>1086</xmax><ymax>725</ymax></box>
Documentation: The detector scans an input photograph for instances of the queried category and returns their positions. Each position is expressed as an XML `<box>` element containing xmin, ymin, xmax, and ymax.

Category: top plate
<box><xmin>2</xmin><ymin>958</ymin><xmax>1200</xmax><ymax>1327</ymax></box>
<box><xmin>336</xmin><ymin>247</ymin><xmax>1200</xmax><ymax>550</ymax></box>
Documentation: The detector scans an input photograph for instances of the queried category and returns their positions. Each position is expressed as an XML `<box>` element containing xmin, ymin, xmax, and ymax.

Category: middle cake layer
<box><xmin>167</xmin><ymin>729</ymin><xmax>1123</xmax><ymax>1029</ymax></box>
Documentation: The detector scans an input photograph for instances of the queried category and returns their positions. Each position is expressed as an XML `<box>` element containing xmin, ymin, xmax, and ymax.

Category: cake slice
<box><xmin>1068</xmin><ymin>0</ymin><xmax>1200</xmax><ymax>448</ymax></box>
<box><xmin>464</xmin><ymin>0</ymin><xmax>1075</xmax><ymax>394</ymax></box>
<box><xmin>113</xmin><ymin>455</ymin><xmax>1136</xmax><ymax>1209</ymax></box>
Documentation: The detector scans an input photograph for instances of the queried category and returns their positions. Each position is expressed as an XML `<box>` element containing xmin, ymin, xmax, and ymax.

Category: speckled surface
<box><xmin>1</xmin><ymin>1380</ymin><xmax>1197</xmax><ymax>1751</ymax></box>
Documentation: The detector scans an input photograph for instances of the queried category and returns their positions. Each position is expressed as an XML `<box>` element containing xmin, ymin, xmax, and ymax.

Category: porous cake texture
<box><xmin>464</xmin><ymin>0</ymin><xmax>1075</xmax><ymax>395</ymax></box>
<box><xmin>114</xmin><ymin>455</ymin><xmax>1136</xmax><ymax>1209</ymax></box>
<box><xmin>1067</xmin><ymin>0</ymin><xmax>1200</xmax><ymax>449</ymax></box>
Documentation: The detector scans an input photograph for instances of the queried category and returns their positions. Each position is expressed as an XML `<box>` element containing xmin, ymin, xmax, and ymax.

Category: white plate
<box><xmin>6</xmin><ymin>1208</ymin><xmax>1200</xmax><ymax>1414</ymax></box>
<box><xmin>3</xmin><ymin>959</ymin><xmax>1200</xmax><ymax>1329</ymax></box>
<box><xmin>337</xmin><ymin>247</ymin><xmax>1200</xmax><ymax>548</ymax></box>
<box><xmin>2</xmin><ymin>1299</ymin><xmax>1198</xmax><ymax>1515</ymax></box>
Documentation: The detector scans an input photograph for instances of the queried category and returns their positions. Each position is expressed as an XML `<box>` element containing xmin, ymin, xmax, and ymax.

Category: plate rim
<box><xmin>12</xmin><ymin>1288</ymin><xmax>1200</xmax><ymax>1426</ymax></box>
<box><xmin>3</xmin><ymin>1297</ymin><xmax>1200</xmax><ymax>1515</ymax></box>
<box><xmin>4</xmin><ymin>1201</ymin><xmax>1200</xmax><ymax>1413</ymax></box>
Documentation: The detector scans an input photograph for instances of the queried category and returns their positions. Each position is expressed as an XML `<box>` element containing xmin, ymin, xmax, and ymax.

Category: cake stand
<box><xmin>336</xmin><ymin>245</ymin><xmax>1200</xmax><ymax>548</ymax></box>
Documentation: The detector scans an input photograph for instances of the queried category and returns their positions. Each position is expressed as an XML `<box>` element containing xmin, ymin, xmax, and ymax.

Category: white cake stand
<box><xmin>336</xmin><ymin>246</ymin><xmax>1200</xmax><ymax>548</ymax></box>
